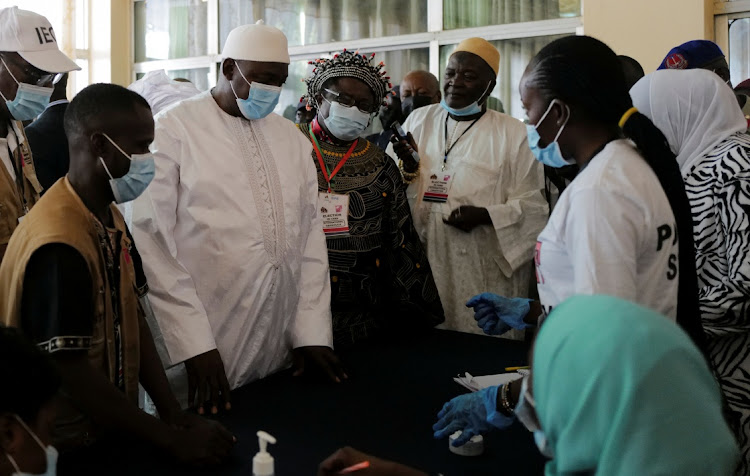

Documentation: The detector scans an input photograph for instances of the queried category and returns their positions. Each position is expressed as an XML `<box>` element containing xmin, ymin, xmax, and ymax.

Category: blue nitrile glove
<box><xmin>466</xmin><ymin>293</ymin><xmax>533</xmax><ymax>335</ymax></box>
<box><xmin>432</xmin><ymin>385</ymin><xmax>514</xmax><ymax>446</ymax></box>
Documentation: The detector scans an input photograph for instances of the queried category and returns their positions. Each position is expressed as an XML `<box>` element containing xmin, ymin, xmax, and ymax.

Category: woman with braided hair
<box><xmin>436</xmin><ymin>35</ymin><xmax>709</xmax><ymax>452</ymax></box>
<box><xmin>466</xmin><ymin>35</ymin><xmax>706</xmax><ymax>349</ymax></box>
<box><xmin>298</xmin><ymin>50</ymin><xmax>444</xmax><ymax>347</ymax></box>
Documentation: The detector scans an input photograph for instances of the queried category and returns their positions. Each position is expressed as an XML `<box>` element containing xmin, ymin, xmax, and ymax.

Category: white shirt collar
<box><xmin>46</xmin><ymin>99</ymin><xmax>69</xmax><ymax>110</ymax></box>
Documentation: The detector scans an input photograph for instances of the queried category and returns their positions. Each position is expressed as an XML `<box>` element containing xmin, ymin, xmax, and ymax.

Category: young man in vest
<box><xmin>0</xmin><ymin>83</ymin><xmax>235</xmax><ymax>466</ymax></box>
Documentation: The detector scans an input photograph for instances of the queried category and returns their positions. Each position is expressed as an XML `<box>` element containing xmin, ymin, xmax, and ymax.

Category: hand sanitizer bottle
<box><xmin>253</xmin><ymin>431</ymin><xmax>276</xmax><ymax>476</ymax></box>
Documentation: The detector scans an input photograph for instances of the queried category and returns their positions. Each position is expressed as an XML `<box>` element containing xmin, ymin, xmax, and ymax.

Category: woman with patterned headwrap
<box><xmin>298</xmin><ymin>50</ymin><xmax>444</xmax><ymax>347</ymax></box>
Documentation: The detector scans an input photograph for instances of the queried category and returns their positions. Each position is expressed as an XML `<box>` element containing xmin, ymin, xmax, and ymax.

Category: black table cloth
<box><xmin>60</xmin><ymin>330</ymin><xmax>545</xmax><ymax>475</ymax></box>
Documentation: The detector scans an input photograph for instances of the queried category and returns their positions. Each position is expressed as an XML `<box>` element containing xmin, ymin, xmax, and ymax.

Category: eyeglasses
<box><xmin>0</xmin><ymin>54</ymin><xmax>63</xmax><ymax>87</ymax></box>
<box><xmin>324</xmin><ymin>88</ymin><xmax>376</xmax><ymax>114</ymax></box>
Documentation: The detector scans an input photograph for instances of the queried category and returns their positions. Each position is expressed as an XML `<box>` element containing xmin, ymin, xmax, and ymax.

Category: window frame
<box><xmin>715</xmin><ymin>1</ymin><xmax>750</xmax><ymax>85</ymax></box>
<box><xmin>132</xmin><ymin>0</ymin><xmax>582</xmax><ymax>87</ymax></box>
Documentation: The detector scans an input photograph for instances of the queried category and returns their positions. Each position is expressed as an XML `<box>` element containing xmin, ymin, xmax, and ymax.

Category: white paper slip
<box><xmin>317</xmin><ymin>192</ymin><xmax>349</xmax><ymax>237</ymax></box>
<box><xmin>453</xmin><ymin>372</ymin><xmax>524</xmax><ymax>392</ymax></box>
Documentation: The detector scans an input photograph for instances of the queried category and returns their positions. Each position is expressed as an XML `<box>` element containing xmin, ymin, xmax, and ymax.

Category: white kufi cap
<box><xmin>221</xmin><ymin>20</ymin><xmax>290</xmax><ymax>64</ymax></box>
<box><xmin>0</xmin><ymin>6</ymin><xmax>79</xmax><ymax>73</ymax></box>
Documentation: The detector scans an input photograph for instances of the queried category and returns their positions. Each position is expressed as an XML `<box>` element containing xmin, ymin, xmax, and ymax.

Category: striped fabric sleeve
<box><xmin>20</xmin><ymin>243</ymin><xmax>94</xmax><ymax>353</ymax></box>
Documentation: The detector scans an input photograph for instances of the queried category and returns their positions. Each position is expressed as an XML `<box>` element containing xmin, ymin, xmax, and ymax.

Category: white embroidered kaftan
<box><xmin>388</xmin><ymin>104</ymin><xmax>547</xmax><ymax>337</ymax></box>
<box><xmin>132</xmin><ymin>92</ymin><xmax>332</xmax><ymax>402</ymax></box>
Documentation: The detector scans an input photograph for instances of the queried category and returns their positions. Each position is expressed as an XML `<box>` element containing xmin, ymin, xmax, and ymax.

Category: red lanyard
<box><xmin>309</xmin><ymin>124</ymin><xmax>358</xmax><ymax>193</ymax></box>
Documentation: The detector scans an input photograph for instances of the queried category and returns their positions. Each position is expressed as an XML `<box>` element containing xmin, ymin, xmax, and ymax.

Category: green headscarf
<box><xmin>533</xmin><ymin>295</ymin><xmax>737</xmax><ymax>476</ymax></box>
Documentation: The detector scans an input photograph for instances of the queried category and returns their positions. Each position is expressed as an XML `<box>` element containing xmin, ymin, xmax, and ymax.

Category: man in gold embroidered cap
<box><xmin>132</xmin><ymin>20</ymin><xmax>344</xmax><ymax>414</ymax></box>
<box><xmin>388</xmin><ymin>37</ymin><xmax>548</xmax><ymax>338</ymax></box>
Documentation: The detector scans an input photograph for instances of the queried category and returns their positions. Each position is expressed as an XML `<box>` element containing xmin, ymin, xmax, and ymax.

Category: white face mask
<box><xmin>6</xmin><ymin>415</ymin><xmax>58</xmax><ymax>476</ymax></box>
<box><xmin>0</xmin><ymin>57</ymin><xmax>52</xmax><ymax>121</ymax></box>
<box><xmin>514</xmin><ymin>376</ymin><xmax>554</xmax><ymax>458</ymax></box>
<box><xmin>322</xmin><ymin>97</ymin><xmax>372</xmax><ymax>141</ymax></box>
<box><xmin>98</xmin><ymin>133</ymin><xmax>155</xmax><ymax>204</ymax></box>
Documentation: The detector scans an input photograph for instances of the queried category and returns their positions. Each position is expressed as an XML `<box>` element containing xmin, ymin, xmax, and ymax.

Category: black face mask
<box><xmin>401</xmin><ymin>95</ymin><xmax>434</xmax><ymax>118</ymax></box>
<box><xmin>379</xmin><ymin>106</ymin><xmax>403</xmax><ymax>130</ymax></box>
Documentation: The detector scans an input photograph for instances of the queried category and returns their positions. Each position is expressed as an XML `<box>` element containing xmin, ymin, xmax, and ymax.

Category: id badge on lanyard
<box><xmin>422</xmin><ymin>170</ymin><xmax>454</xmax><ymax>203</ymax></box>
<box><xmin>318</xmin><ymin>192</ymin><xmax>350</xmax><ymax>237</ymax></box>
<box><xmin>310</xmin><ymin>124</ymin><xmax>357</xmax><ymax>237</ymax></box>
<box><xmin>425</xmin><ymin>115</ymin><xmax>479</xmax><ymax>203</ymax></box>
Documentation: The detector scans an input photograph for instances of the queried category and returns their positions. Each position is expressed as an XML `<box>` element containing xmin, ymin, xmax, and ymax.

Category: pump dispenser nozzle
<box><xmin>253</xmin><ymin>431</ymin><xmax>276</xmax><ymax>476</ymax></box>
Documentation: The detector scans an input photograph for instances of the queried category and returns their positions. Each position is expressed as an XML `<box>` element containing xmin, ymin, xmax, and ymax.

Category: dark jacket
<box><xmin>25</xmin><ymin>101</ymin><xmax>69</xmax><ymax>193</ymax></box>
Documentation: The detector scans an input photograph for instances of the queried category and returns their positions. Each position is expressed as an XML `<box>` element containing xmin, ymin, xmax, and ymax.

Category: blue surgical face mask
<box><xmin>440</xmin><ymin>81</ymin><xmax>492</xmax><ymax>117</ymax></box>
<box><xmin>526</xmin><ymin>99</ymin><xmax>574</xmax><ymax>168</ymax></box>
<box><xmin>229</xmin><ymin>63</ymin><xmax>281</xmax><ymax>120</ymax></box>
<box><xmin>0</xmin><ymin>57</ymin><xmax>52</xmax><ymax>121</ymax></box>
<box><xmin>99</xmin><ymin>133</ymin><xmax>155</xmax><ymax>204</ymax></box>
<box><xmin>6</xmin><ymin>415</ymin><xmax>58</xmax><ymax>476</ymax></box>
<box><xmin>322</xmin><ymin>98</ymin><xmax>372</xmax><ymax>141</ymax></box>
<box><xmin>514</xmin><ymin>376</ymin><xmax>554</xmax><ymax>458</ymax></box>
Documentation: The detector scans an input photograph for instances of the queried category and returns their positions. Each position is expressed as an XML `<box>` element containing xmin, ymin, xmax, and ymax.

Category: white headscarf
<box><xmin>630</xmin><ymin>69</ymin><xmax>746</xmax><ymax>173</ymax></box>
<box><xmin>127</xmin><ymin>69</ymin><xmax>201</xmax><ymax>115</ymax></box>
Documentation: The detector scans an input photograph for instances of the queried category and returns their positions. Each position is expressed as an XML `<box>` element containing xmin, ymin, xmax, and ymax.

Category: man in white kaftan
<box><xmin>388</xmin><ymin>38</ymin><xmax>547</xmax><ymax>338</ymax></box>
<box><xmin>132</xmin><ymin>21</ymin><xmax>341</xmax><ymax>411</ymax></box>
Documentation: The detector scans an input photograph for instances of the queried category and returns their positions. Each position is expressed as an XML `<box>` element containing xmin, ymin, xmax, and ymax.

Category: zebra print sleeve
<box><xmin>698</xmin><ymin>138</ymin><xmax>750</xmax><ymax>336</ymax></box>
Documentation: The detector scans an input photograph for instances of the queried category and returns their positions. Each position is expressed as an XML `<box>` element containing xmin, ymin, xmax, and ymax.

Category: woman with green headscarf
<box><xmin>528</xmin><ymin>294</ymin><xmax>737</xmax><ymax>475</ymax></box>
<box><xmin>318</xmin><ymin>295</ymin><xmax>739</xmax><ymax>476</ymax></box>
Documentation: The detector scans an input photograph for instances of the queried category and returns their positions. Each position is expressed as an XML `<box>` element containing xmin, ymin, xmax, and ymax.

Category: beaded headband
<box><xmin>303</xmin><ymin>49</ymin><xmax>392</xmax><ymax>111</ymax></box>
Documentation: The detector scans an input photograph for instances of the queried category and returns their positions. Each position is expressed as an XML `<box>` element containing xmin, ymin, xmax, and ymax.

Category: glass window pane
<box><xmin>135</xmin><ymin>67</ymin><xmax>211</xmax><ymax>93</ymax></box>
<box><xmin>364</xmin><ymin>48</ymin><xmax>429</xmax><ymax>135</ymax></box>
<box><xmin>71</xmin><ymin>58</ymin><xmax>89</xmax><ymax>95</ymax></box>
<box><xmin>135</xmin><ymin>0</ymin><xmax>208</xmax><ymax>63</ymax></box>
<box><xmin>76</xmin><ymin>0</ymin><xmax>88</xmax><ymax>49</ymax></box>
<box><xmin>730</xmin><ymin>17</ymin><xmax>750</xmax><ymax>86</ymax></box>
<box><xmin>443</xmin><ymin>0</ymin><xmax>580</xmax><ymax>30</ymax></box>
<box><xmin>440</xmin><ymin>34</ymin><xmax>570</xmax><ymax>120</ymax></box>
<box><xmin>219</xmin><ymin>0</ymin><xmax>427</xmax><ymax>49</ymax></box>
<box><xmin>166</xmin><ymin>67</ymin><xmax>212</xmax><ymax>91</ymax></box>
<box><xmin>276</xmin><ymin>60</ymin><xmax>312</xmax><ymax>122</ymax></box>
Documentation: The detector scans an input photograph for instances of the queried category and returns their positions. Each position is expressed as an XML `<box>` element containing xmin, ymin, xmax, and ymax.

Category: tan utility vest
<box><xmin>0</xmin><ymin>177</ymin><xmax>140</xmax><ymax>449</ymax></box>
<box><xmin>0</xmin><ymin>120</ymin><xmax>43</xmax><ymax>262</ymax></box>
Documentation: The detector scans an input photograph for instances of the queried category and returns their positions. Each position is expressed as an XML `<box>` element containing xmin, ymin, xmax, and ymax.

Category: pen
<box><xmin>338</xmin><ymin>461</ymin><xmax>371</xmax><ymax>474</ymax></box>
<box><xmin>505</xmin><ymin>366</ymin><xmax>529</xmax><ymax>371</ymax></box>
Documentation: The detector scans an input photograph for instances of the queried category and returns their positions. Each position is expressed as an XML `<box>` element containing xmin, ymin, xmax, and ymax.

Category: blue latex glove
<box><xmin>466</xmin><ymin>293</ymin><xmax>532</xmax><ymax>335</ymax></box>
<box><xmin>432</xmin><ymin>386</ymin><xmax>514</xmax><ymax>446</ymax></box>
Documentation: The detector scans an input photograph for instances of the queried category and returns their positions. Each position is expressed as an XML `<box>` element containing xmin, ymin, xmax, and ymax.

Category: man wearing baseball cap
<box><xmin>658</xmin><ymin>40</ymin><xmax>731</xmax><ymax>85</ymax></box>
<box><xmin>0</xmin><ymin>6</ymin><xmax>79</xmax><ymax>263</ymax></box>
<box><xmin>132</xmin><ymin>21</ymin><xmax>343</xmax><ymax>414</ymax></box>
